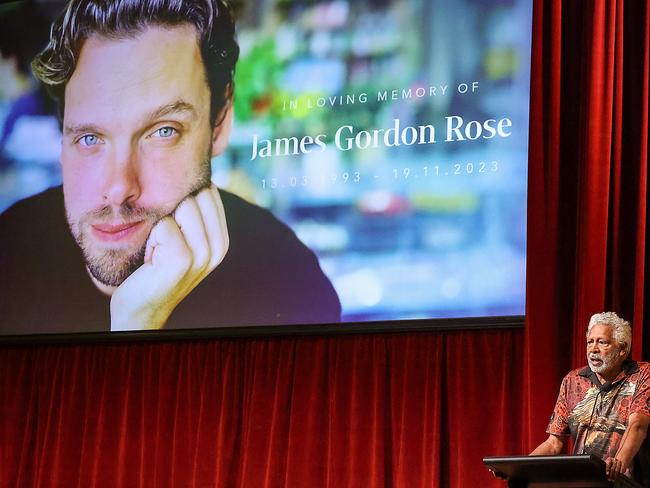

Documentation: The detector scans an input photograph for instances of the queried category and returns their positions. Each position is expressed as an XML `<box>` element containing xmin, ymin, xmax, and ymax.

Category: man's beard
<box><xmin>67</xmin><ymin>160</ymin><xmax>211</xmax><ymax>287</ymax></box>
<box><xmin>72</xmin><ymin>205</ymin><xmax>166</xmax><ymax>287</ymax></box>
<box><xmin>588</xmin><ymin>347</ymin><xmax>621</xmax><ymax>374</ymax></box>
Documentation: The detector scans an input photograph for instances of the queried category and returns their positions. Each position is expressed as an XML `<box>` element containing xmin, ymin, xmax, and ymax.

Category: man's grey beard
<box><xmin>68</xmin><ymin>161</ymin><xmax>212</xmax><ymax>287</ymax></box>
<box><xmin>588</xmin><ymin>348</ymin><xmax>620</xmax><ymax>374</ymax></box>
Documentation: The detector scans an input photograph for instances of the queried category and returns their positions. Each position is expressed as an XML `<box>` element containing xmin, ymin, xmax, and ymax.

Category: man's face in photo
<box><xmin>61</xmin><ymin>24</ymin><xmax>216</xmax><ymax>287</ymax></box>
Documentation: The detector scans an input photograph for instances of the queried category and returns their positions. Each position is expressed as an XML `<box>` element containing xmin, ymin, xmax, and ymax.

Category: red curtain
<box><xmin>1</xmin><ymin>330</ymin><xmax>524</xmax><ymax>488</ymax></box>
<box><xmin>524</xmin><ymin>0</ymin><xmax>650</xmax><ymax>450</ymax></box>
<box><xmin>1</xmin><ymin>1</ymin><xmax>649</xmax><ymax>487</ymax></box>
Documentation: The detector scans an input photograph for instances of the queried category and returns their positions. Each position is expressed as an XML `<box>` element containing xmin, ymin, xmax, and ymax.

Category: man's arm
<box><xmin>530</xmin><ymin>434</ymin><xmax>566</xmax><ymax>455</ymax></box>
<box><xmin>605</xmin><ymin>412</ymin><xmax>650</xmax><ymax>480</ymax></box>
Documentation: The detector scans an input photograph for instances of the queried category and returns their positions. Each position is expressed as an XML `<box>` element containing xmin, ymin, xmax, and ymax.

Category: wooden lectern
<box><xmin>482</xmin><ymin>455</ymin><xmax>643</xmax><ymax>488</ymax></box>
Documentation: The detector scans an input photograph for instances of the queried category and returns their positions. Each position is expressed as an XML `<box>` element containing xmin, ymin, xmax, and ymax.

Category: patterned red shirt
<box><xmin>547</xmin><ymin>360</ymin><xmax>650</xmax><ymax>483</ymax></box>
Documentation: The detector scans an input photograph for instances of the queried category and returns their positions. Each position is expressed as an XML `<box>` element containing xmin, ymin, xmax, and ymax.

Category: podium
<box><xmin>482</xmin><ymin>455</ymin><xmax>643</xmax><ymax>488</ymax></box>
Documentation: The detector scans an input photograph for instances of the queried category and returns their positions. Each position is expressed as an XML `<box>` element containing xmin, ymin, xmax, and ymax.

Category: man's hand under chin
<box><xmin>109</xmin><ymin>185</ymin><xmax>229</xmax><ymax>331</ymax></box>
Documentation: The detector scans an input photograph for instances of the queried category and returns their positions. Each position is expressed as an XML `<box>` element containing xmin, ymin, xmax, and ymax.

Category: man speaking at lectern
<box><xmin>530</xmin><ymin>312</ymin><xmax>650</xmax><ymax>484</ymax></box>
<box><xmin>0</xmin><ymin>0</ymin><xmax>340</xmax><ymax>334</ymax></box>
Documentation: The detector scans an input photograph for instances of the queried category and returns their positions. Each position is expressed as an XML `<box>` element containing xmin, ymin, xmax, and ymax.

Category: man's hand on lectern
<box><xmin>604</xmin><ymin>456</ymin><xmax>625</xmax><ymax>481</ymax></box>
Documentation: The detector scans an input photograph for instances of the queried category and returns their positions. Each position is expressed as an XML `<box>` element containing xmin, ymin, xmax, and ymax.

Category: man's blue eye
<box><xmin>80</xmin><ymin>134</ymin><xmax>99</xmax><ymax>146</ymax></box>
<box><xmin>156</xmin><ymin>127</ymin><xmax>176</xmax><ymax>138</ymax></box>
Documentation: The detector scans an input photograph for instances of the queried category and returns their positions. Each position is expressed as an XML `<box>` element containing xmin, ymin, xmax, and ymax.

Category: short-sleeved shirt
<box><xmin>547</xmin><ymin>360</ymin><xmax>650</xmax><ymax>484</ymax></box>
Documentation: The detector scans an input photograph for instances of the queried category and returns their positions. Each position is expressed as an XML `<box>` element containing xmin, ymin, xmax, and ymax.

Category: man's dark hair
<box><xmin>32</xmin><ymin>0</ymin><xmax>239</xmax><ymax>125</ymax></box>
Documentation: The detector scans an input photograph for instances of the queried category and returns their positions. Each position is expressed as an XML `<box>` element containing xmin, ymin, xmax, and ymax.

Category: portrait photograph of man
<box><xmin>0</xmin><ymin>0</ymin><xmax>532</xmax><ymax>336</ymax></box>
<box><xmin>0</xmin><ymin>0</ymin><xmax>341</xmax><ymax>334</ymax></box>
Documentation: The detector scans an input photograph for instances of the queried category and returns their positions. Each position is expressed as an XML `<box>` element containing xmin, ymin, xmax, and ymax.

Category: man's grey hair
<box><xmin>587</xmin><ymin>311</ymin><xmax>632</xmax><ymax>357</ymax></box>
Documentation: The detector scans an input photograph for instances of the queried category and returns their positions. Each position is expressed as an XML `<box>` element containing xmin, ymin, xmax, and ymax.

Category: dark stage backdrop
<box><xmin>1</xmin><ymin>0</ymin><xmax>649</xmax><ymax>486</ymax></box>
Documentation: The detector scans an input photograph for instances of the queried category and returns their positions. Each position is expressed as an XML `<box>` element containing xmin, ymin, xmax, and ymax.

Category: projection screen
<box><xmin>0</xmin><ymin>0</ymin><xmax>532</xmax><ymax>337</ymax></box>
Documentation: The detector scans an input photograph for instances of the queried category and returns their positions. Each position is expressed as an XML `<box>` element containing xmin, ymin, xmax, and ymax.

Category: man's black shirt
<box><xmin>0</xmin><ymin>187</ymin><xmax>341</xmax><ymax>334</ymax></box>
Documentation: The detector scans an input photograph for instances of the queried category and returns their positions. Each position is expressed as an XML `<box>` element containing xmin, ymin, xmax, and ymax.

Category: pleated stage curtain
<box><xmin>524</xmin><ymin>0</ymin><xmax>650</xmax><ymax>449</ymax></box>
<box><xmin>1</xmin><ymin>330</ymin><xmax>523</xmax><ymax>487</ymax></box>
<box><xmin>1</xmin><ymin>0</ymin><xmax>650</xmax><ymax>487</ymax></box>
